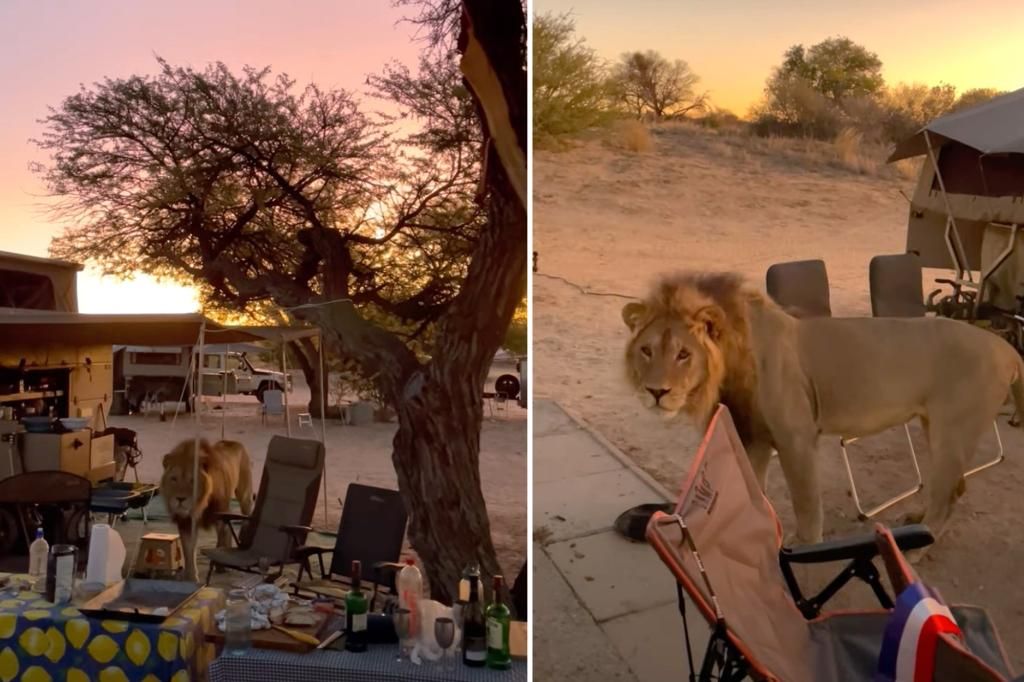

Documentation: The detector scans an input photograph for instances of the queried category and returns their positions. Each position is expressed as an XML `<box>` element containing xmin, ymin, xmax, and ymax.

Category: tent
<box><xmin>0</xmin><ymin>251</ymin><xmax>82</xmax><ymax>313</ymax></box>
<box><xmin>0</xmin><ymin>311</ymin><xmax>330</xmax><ymax>531</ymax></box>
<box><xmin>888</xmin><ymin>88</ymin><xmax>1024</xmax><ymax>314</ymax></box>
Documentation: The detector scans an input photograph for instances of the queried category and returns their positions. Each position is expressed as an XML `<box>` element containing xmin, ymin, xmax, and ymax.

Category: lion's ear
<box><xmin>162</xmin><ymin>454</ymin><xmax>171</xmax><ymax>468</ymax></box>
<box><xmin>621</xmin><ymin>301</ymin><xmax>647</xmax><ymax>331</ymax></box>
<box><xmin>693</xmin><ymin>304</ymin><xmax>726</xmax><ymax>341</ymax></box>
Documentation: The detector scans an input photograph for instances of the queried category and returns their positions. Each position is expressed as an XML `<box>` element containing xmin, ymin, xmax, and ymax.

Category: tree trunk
<box><xmin>289</xmin><ymin>338</ymin><xmax>323</xmax><ymax>417</ymax></box>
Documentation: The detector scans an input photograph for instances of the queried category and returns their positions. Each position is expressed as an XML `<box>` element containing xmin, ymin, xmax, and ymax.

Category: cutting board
<box><xmin>206</xmin><ymin>611</ymin><xmax>331</xmax><ymax>653</ymax></box>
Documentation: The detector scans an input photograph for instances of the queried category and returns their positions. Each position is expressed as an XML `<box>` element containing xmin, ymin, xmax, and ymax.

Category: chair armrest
<box><xmin>780</xmin><ymin>524</ymin><xmax>933</xmax><ymax>565</ymax></box>
<box><xmin>215</xmin><ymin>512</ymin><xmax>250</xmax><ymax>523</ymax></box>
<box><xmin>280</xmin><ymin>524</ymin><xmax>313</xmax><ymax>538</ymax></box>
<box><xmin>294</xmin><ymin>545</ymin><xmax>332</xmax><ymax>559</ymax></box>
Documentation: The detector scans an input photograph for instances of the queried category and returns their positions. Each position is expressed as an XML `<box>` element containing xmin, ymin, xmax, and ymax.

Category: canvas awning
<box><xmin>0</xmin><ymin>312</ymin><xmax>317</xmax><ymax>347</ymax></box>
<box><xmin>889</xmin><ymin>88</ymin><xmax>1024</xmax><ymax>162</ymax></box>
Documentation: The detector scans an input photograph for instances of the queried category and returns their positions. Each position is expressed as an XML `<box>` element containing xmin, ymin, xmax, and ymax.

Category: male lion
<box><xmin>621</xmin><ymin>271</ymin><xmax>1024</xmax><ymax>547</ymax></box>
<box><xmin>160</xmin><ymin>439</ymin><xmax>254</xmax><ymax>581</ymax></box>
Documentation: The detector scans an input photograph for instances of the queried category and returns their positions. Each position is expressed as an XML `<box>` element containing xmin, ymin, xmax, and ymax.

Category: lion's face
<box><xmin>160</xmin><ymin>441</ymin><xmax>213</xmax><ymax>520</ymax></box>
<box><xmin>622</xmin><ymin>300</ymin><xmax>725</xmax><ymax>421</ymax></box>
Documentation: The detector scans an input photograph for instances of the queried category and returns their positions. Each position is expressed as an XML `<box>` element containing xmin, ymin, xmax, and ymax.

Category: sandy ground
<box><xmin>534</xmin><ymin>124</ymin><xmax>1024</xmax><ymax>669</ymax></box>
<box><xmin>97</xmin><ymin>362</ymin><xmax>526</xmax><ymax>588</ymax></box>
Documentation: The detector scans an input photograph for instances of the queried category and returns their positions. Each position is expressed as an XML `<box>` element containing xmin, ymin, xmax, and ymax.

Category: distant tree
<box><xmin>881</xmin><ymin>82</ymin><xmax>957</xmax><ymax>143</ymax></box>
<box><xmin>751</xmin><ymin>72</ymin><xmax>841</xmax><ymax>139</ymax></box>
<box><xmin>778</xmin><ymin>37</ymin><xmax>884</xmax><ymax>103</ymax></box>
<box><xmin>532</xmin><ymin>12</ymin><xmax>611</xmax><ymax>141</ymax></box>
<box><xmin>611</xmin><ymin>50</ymin><xmax>707</xmax><ymax>119</ymax></box>
<box><xmin>951</xmin><ymin>87</ymin><xmax>1006</xmax><ymax>113</ymax></box>
<box><xmin>39</xmin><ymin>0</ymin><xmax>526</xmax><ymax>602</ymax></box>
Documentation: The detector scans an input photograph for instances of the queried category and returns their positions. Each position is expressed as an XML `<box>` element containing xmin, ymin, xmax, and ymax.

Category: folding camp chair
<box><xmin>261</xmin><ymin>389</ymin><xmax>285</xmax><ymax>425</ymax></box>
<box><xmin>293</xmin><ymin>483</ymin><xmax>407</xmax><ymax>609</ymax></box>
<box><xmin>767</xmin><ymin>259</ymin><xmax>923</xmax><ymax>519</ymax></box>
<box><xmin>646</xmin><ymin>404</ymin><xmax>1016</xmax><ymax>682</ymax></box>
<box><xmin>203</xmin><ymin>435</ymin><xmax>325</xmax><ymax>584</ymax></box>
<box><xmin>870</xmin><ymin>253</ymin><xmax>1005</xmax><ymax>481</ymax></box>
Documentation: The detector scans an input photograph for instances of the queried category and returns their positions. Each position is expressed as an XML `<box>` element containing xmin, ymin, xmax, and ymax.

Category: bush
<box><xmin>533</xmin><ymin>12</ymin><xmax>613</xmax><ymax>144</ymax></box>
<box><xmin>612</xmin><ymin>120</ymin><xmax>654</xmax><ymax>153</ymax></box>
<box><xmin>751</xmin><ymin>74</ymin><xmax>842</xmax><ymax>140</ymax></box>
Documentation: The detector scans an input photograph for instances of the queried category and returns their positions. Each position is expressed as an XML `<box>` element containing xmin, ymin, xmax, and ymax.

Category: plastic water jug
<box><xmin>397</xmin><ymin>558</ymin><xmax>424</xmax><ymax>636</ymax></box>
<box><xmin>86</xmin><ymin>523</ymin><xmax>127</xmax><ymax>587</ymax></box>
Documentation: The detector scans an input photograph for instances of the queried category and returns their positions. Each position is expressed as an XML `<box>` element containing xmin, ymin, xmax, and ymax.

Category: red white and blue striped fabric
<box><xmin>875</xmin><ymin>582</ymin><xmax>963</xmax><ymax>682</ymax></box>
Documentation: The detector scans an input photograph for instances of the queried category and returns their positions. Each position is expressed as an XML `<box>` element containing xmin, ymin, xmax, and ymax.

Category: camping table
<box><xmin>208</xmin><ymin>647</ymin><xmax>528</xmax><ymax>682</ymax></box>
<box><xmin>0</xmin><ymin>577</ymin><xmax>223</xmax><ymax>681</ymax></box>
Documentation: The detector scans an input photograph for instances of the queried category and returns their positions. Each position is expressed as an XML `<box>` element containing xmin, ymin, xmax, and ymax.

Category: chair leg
<box><xmin>840</xmin><ymin>423</ymin><xmax>924</xmax><ymax>521</ymax></box>
<box><xmin>205</xmin><ymin>562</ymin><xmax>216</xmax><ymax>586</ymax></box>
<box><xmin>964</xmin><ymin>420</ymin><xmax>1005</xmax><ymax>478</ymax></box>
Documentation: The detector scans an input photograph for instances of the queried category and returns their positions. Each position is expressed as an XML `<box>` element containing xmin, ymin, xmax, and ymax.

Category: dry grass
<box><xmin>609</xmin><ymin>119</ymin><xmax>654</xmax><ymax>153</ymax></box>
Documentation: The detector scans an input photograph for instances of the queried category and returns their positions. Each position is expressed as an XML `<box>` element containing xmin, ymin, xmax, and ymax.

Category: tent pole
<box><xmin>221</xmin><ymin>350</ymin><xmax>227</xmax><ymax>441</ymax></box>
<box><xmin>282</xmin><ymin>339</ymin><xmax>291</xmax><ymax>436</ymax></box>
<box><xmin>190</xmin><ymin>319</ymin><xmax>206</xmax><ymax>561</ymax></box>
<box><xmin>924</xmin><ymin>130</ymin><xmax>972</xmax><ymax>282</ymax></box>
<box><xmin>318</xmin><ymin>331</ymin><xmax>328</xmax><ymax>528</ymax></box>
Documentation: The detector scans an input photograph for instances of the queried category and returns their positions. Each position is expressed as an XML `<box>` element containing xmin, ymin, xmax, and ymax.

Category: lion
<box><xmin>160</xmin><ymin>439</ymin><xmax>254</xmax><ymax>581</ymax></box>
<box><xmin>622</xmin><ymin>271</ymin><xmax>1024</xmax><ymax>548</ymax></box>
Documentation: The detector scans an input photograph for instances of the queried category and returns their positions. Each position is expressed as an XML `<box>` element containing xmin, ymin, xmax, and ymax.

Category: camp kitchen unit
<box><xmin>0</xmin><ymin>251</ymin><xmax>115</xmax><ymax>482</ymax></box>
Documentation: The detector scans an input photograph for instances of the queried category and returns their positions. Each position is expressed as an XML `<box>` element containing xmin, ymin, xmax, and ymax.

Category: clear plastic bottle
<box><xmin>224</xmin><ymin>589</ymin><xmax>251</xmax><ymax>655</ymax></box>
<box><xmin>29</xmin><ymin>528</ymin><xmax>49</xmax><ymax>586</ymax></box>
<box><xmin>397</xmin><ymin>558</ymin><xmax>424</xmax><ymax>637</ymax></box>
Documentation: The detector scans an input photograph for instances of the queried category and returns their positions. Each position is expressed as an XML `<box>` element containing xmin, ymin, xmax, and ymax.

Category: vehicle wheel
<box><xmin>256</xmin><ymin>384</ymin><xmax>266</xmax><ymax>403</ymax></box>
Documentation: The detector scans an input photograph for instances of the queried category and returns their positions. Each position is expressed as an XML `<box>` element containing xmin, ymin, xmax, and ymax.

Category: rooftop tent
<box><xmin>888</xmin><ymin>88</ymin><xmax>1024</xmax><ymax>313</ymax></box>
<box><xmin>0</xmin><ymin>251</ymin><xmax>82</xmax><ymax>313</ymax></box>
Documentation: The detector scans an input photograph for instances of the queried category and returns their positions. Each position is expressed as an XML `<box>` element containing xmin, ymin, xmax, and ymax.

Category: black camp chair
<box><xmin>0</xmin><ymin>471</ymin><xmax>92</xmax><ymax>571</ymax></box>
<box><xmin>765</xmin><ymin>259</ymin><xmax>832</xmax><ymax>318</ymax></box>
<box><xmin>294</xmin><ymin>483</ymin><xmax>408</xmax><ymax>609</ymax></box>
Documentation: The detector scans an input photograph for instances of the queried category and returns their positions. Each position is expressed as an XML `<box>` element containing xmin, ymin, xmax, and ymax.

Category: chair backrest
<box><xmin>870</xmin><ymin>253</ymin><xmax>927</xmax><ymax>318</ymax></box>
<box><xmin>263</xmin><ymin>390</ymin><xmax>284</xmax><ymax>415</ymax></box>
<box><xmin>329</xmin><ymin>483</ymin><xmax>407</xmax><ymax>589</ymax></box>
<box><xmin>240</xmin><ymin>436</ymin><xmax>325</xmax><ymax>560</ymax></box>
<box><xmin>647</xmin><ymin>405</ymin><xmax>814</xmax><ymax>682</ymax></box>
<box><xmin>0</xmin><ymin>471</ymin><xmax>92</xmax><ymax>557</ymax></box>
<box><xmin>766</xmin><ymin>259</ymin><xmax>832</xmax><ymax>318</ymax></box>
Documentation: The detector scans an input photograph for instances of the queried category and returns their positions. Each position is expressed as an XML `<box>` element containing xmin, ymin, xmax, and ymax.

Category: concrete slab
<box><xmin>533</xmin><ymin>399</ymin><xmax>577</xmax><ymax>436</ymax></box>
<box><xmin>601</xmin><ymin>601</ymin><xmax>705</xmax><ymax>682</ymax></box>
<box><xmin>534</xmin><ymin>468</ymin><xmax>662</xmax><ymax>542</ymax></box>
<box><xmin>546</xmin><ymin>530</ymin><xmax>676</xmax><ymax>622</ymax></box>
<box><xmin>533</xmin><ymin>544</ymin><xmax>638</xmax><ymax>681</ymax></box>
<box><xmin>534</xmin><ymin>428</ymin><xmax>624</xmax><ymax>484</ymax></box>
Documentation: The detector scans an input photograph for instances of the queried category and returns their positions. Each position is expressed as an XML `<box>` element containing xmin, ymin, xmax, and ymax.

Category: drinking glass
<box><xmin>434</xmin><ymin>616</ymin><xmax>455</xmax><ymax>673</ymax></box>
<box><xmin>393</xmin><ymin>607</ymin><xmax>411</xmax><ymax>664</ymax></box>
<box><xmin>452</xmin><ymin>600</ymin><xmax>466</xmax><ymax>659</ymax></box>
<box><xmin>225</xmin><ymin>589</ymin><xmax>252</xmax><ymax>655</ymax></box>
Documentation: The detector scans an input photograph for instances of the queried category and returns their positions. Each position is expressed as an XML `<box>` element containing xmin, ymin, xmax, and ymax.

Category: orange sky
<box><xmin>0</xmin><ymin>0</ymin><xmax>419</xmax><ymax>313</ymax></box>
<box><xmin>537</xmin><ymin>0</ymin><xmax>1024</xmax><ymax>116</ymax></box>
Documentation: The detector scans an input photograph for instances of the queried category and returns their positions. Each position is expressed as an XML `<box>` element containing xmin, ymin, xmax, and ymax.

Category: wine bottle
<box><xmin>344</xmin><ymin>560</ymin><xmax>368</xmax><ymax>652</ymax></box>
<box><xmin>461</xmin><ymin>575</ymin><xmax>487</xmax><ymax>667</ymax></box>
<box><xmin>485</xmin><ymin>574</ymin><xmax>512</xmax><ymax>670</ymax></box>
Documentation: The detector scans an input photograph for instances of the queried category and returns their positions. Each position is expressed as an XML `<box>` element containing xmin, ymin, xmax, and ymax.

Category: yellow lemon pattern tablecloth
<box><xmin>0</xmin><ymin>585</ymin><xmax>223</xmax><ymax>682</ymax></box>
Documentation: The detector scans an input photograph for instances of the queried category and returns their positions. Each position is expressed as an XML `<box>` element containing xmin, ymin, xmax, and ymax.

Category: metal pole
<box><xmin>282</xmin><ymin>339</ymin><xmax>291</xmax><ymax>436</ymax></box>
<box><xmin>924</xmin><ymin>130</ymin><xmax>972</xmax><ymax>282</ymax></box>
<box><xmin>221</xmin><ymin>350</ymin><xmax>227</xmax><ymax>441</ymax></box>
<box><xmin>318</xmin><ymin>331</ymin><xmax>328</xmax><ymax>527</ymax></box>
<box><xmin>190</xmin><ymin>319</ymin><xmax>206</xmax><ymax>554</ymax></box>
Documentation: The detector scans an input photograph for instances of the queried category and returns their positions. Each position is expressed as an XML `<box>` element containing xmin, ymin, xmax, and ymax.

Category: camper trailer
<box><xmin>890</xmin><ymin>88</ymin><xmax>1024</xmax><ymax>348</ymax></box>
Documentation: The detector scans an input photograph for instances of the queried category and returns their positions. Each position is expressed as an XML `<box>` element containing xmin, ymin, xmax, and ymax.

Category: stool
<box><xmin>297</xmin><ymin>413</ymin><xmax>314</xmax><ymax>429</ymax></box>
<box><xmin>133</xmin><ymin>532</ymin><xmax>184</xmax><ymax>578</ymax></box>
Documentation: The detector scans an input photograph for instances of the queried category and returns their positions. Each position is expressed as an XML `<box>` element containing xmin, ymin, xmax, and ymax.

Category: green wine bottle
<box><xmin>485</xmin><ymin>574</ymin><xmax>512</xmax><ymax>670</ymax></box>
<box><xmin>345</xmin><ymin>560</ymin><xmax>368</xmax><ymax>652</ymax></box>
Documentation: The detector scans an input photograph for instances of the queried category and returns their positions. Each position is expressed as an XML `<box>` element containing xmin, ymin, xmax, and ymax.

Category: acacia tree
<box><xmin>778</xmin><ymin>37</ymin><xmax>884</xmax><ymax>104</ymax></box>
<box><xmin>38</xmin><ymin>0</ymin><xmax>526</xmax><ymax>601</ymax></box>
<box><xmin>611</xmin><ymin>50</ymin><xmax>707</xmax><ymax>119</ymax></box>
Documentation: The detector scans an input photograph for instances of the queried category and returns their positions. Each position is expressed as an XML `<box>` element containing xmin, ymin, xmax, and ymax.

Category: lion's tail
<box><xmin>1011</xmin><ymin>354</ymin><xmax>1024</xmax><ymax>427</ymax></box>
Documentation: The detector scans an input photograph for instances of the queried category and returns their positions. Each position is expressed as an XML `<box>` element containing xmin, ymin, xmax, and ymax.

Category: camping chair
<box><xmin>293</xmin><ymin>483</ymin><xmax>407</xmax><ymax>610</ymax></box>
<box><xmin>870</xmin><ymin>253</ymin><xmax>1005</xmax><ymax>481</ymax></box>
<box><xmin>261</xmin><ymin>389</ymin><xmax>285</xmax><ymax>425</ymax></box>
<box><xmin>765</xmin><ymin>259</ymin><xmax>832</xmax><ymax>317</ymax></box>
<box><xmin>0</xmin><ymin>471</ymin><xmax>92</xmax><ymax>570</ymax></box>
<box><xmin>766</xmin><ymin>259</ymin><xmax>922</xmax><ymax>519</ymax></box>
<box><xmin>646</xmin><ymin>404</ymin><xmax>1016</xmax><ymax>682</ymax></box>
<box><xmin>202</xmin><ymin>435</ymin><xmax>325</xmax><ymax>584</ymax></box>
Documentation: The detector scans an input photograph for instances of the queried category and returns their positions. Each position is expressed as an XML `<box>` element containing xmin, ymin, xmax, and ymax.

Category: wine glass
<box><xmin>392</xmin><ymin>607</ymin><xmax>411</xmax><ymax>664</ymax></box>
<box><xmin>434</xmin><ymin>617</ymin><xmax>455</xmax><ymax>673</ymax></box>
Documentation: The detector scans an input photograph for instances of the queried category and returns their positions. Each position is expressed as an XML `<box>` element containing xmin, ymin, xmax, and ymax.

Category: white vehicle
<box><xmin>113</xmin><ymin>344</ymin><xmax>289</xmax><ymax>413</ymax></box>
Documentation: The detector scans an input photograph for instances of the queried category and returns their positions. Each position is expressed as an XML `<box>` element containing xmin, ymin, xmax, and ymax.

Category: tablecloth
<box><xmin>208</xmin><ymin>647</ymin><xmax>527</xmax><ymax>682</ymax></box>
<box><xmin>0</xmin><ymin>580</ymin><xmax>223</xmax><ymax>682</ymax></box>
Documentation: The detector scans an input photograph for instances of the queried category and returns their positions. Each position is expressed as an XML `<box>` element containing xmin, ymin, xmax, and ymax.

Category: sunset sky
<box><xmin>0</xmin><ymin>0</ymin><xmax>419</xmax><ymax>313</ymax></box>
<box><xmin>537</xmin><ymin>0</ymin><xmax>1024</xmax><ymax>116</ymax></box>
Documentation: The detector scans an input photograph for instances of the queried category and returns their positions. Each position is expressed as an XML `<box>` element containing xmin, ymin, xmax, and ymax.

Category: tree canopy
<box><xmin>611</xmin><ymin>50</ymin><xmax>707</xmax><ymax>119</ymax></box>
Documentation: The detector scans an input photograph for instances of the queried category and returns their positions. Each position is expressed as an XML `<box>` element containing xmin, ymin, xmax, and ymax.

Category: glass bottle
<box><xmin>485</xmin><ymin>574</ymin><xmax>512</xmax><ymax>669</ymax></box>
<box><xmin>225</xmin><ymin>589</ymin><xmax>251</xmax><ymax>655</ymax></box>
<box><xmin>345</xmin><ymin>560</ymin><xmax>369</xmax><ymax>652</ymax></box>
<box><xmin>461</xmin><ymin>575</ymin><xmax>487</xmax><ymax>667</ymax></box>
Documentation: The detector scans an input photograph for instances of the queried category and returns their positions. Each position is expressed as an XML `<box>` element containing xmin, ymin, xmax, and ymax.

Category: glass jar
<box><xmin>224</xmin><ymin>589</ymin><xmax>251</xmax><ymax>655</ymax></box>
